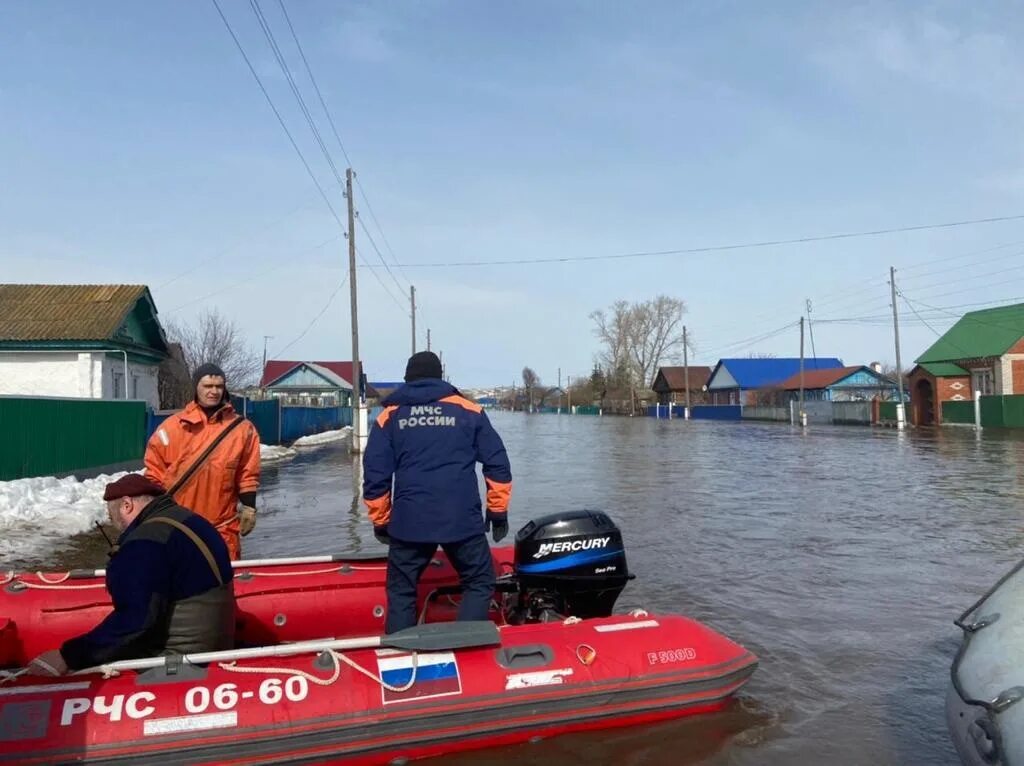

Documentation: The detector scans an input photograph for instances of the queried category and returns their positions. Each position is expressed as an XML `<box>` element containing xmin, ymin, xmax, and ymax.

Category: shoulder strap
<box><xmin>166</xmin><ymin>415</ymin><xmax>245</xmax><ymax>498</ymax></box>
<box><xmin>142</xmin><ymin>516</ymin><xmax>224</xmax><ymax>586</ymax></box>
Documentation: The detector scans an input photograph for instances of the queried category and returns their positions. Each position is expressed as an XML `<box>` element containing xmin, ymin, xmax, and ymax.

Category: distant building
<box><xmin>0</xmin><ymin>284</ymin><xmax>169</xmax><ymax>408</ymax></box>
<box><xmin>908</xmin><ymin>302</ymin><xmax>1024</xmax><ymax>426</ymax></box>
<box><xmin>260</xmin><ymin>360</ymin><xmax>358</xmax><ymax>406</ymax></box>
<box><xmin>705</xmin><ymin>357</ymin><xmax>844</xmax><ymax>405</ymax></box>
<box><xmin>369</xmin><ymin>381</ymin><xmax>404</xmax><ymax>402</ymax></box>
<box><xmin>777</xmin><ymin>365</ymin><xmax>898</xmax><ymax>402</ymax></box>
<box><xmin>652</xmin><ymin>366</ymin><xmax>713</xmax><ymax>405</ymax></box>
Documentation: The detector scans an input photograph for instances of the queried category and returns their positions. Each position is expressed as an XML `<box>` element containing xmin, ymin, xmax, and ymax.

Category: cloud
<box><xmin>332</xmin><ymin>5</ymin><xmax>398</xmax><ymax>64</ymax></box>
<box><xmin>813</xmin><ymin>6</ymin><xmax>1023</xmax><ymax>109</ymax></box>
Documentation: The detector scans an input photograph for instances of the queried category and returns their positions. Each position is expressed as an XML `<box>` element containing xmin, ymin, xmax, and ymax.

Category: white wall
<box><xmin>0</xmin><ymin>352</ymin><xmax>160</xmax><ymax>407</ymax></box>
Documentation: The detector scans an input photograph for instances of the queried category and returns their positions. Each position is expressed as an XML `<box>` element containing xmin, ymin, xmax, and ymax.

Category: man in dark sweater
<box><xmin>27</xmin><ymin>474</ymin><xmax>235</xmax><ymax>676</ymax></box>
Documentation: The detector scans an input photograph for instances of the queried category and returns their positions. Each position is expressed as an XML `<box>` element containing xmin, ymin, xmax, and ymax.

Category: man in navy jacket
<box><xmin>363</xmin><ymin>351</ymin><xmax>512</xmax><ymax>633</ymax></box>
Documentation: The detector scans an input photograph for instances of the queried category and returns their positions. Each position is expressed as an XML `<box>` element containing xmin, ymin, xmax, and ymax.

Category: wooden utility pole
<box><xmin>890</xmin><ymin>266</ymin><xmax>906</xmax><ymax>429</ymax></box>
<box><xmin>683</xmin><ymin>325</ymin><xmax>691</xmax><ymax>416</ymax></box>
<box><xmin>346</xmin><ymin>168</ymin><xmax>365</xmax><ymax>452</ymax></box>
<box><xmin>410</xmin><ymin>285</ymin><xmax>416</xmax><ymax>356</ymax></box>
<box><xmin>798</xmin><ymin>316</ymin><xmax>806</xmax><ymax>425</ymax></box>
<box><xmin>261</xmin><ymin>336</ymin><xmax>273</xmax><ymax>387</ymax></box>
<box><xmin>427</xmin><ymin>328</ymin><xmax>431</xmax><ymax>352</ymax></box>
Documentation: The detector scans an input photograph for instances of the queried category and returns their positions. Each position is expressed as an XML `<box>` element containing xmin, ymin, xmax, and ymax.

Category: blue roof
<box><xmin>709</xmin><ymin>357</ymin><xmax>843</xmax><ymax>389</ymax></box>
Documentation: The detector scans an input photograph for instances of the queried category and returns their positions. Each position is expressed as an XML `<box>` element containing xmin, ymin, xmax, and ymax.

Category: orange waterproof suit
<box><xmin>144</xmin><ymin>401</ymin><xmax>260</xmax><ymax>560</ymax></box>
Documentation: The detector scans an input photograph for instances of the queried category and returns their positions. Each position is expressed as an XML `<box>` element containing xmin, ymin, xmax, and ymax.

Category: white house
<box><xmin>0</xmin><ymin>284</ymin><xmax>170</xmax><ymax>408</ymax></box>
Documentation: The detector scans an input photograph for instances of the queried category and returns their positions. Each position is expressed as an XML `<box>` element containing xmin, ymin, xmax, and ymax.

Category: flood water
<box><xmin>15</xmin><ymin>412</ymin><xmax>1024</xmax><ymax>765</ymax></box>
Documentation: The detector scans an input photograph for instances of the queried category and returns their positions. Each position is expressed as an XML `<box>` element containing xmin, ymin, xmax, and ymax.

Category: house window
<box><xmin>112</xmin><ymin>372</ymin><xmax>125</xmax><ymax>399</ymax></box>
<box><xmin>132</xmin><ymin>376</ymin><xmax>140</xmax><ymax>399</ymax></box>
<box><xmin>971</xmin><ymin>368</ymin><xmax>994</xmax><ymax>397</ymax></box>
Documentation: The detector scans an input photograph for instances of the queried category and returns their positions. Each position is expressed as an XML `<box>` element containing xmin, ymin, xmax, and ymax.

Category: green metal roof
<box><xmin>919</xmin><ymin>362</ymin><xmax>968</xmax><ymax>377</ymax></box>
<box><xmin>915</xmin><ymin>302</ymin><xmax>1024</xmax><ymax>363</ymax></box>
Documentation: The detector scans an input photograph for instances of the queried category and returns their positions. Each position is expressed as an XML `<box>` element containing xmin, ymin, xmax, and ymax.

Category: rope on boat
<box><xmin>218</xmin><ymin>650</ymin><xmax>420</xmax><ymax>693</ymax></box>
<box><xmin>35</xmin><ymin>571</ymin><xmax>72</xmax><ymax>584</ymax></box>
<box><xmin>0</xmin><ymin>667</ymin><xmax>29</xmax><ymax>685</ymax></box>
<box><xmin>629</xmin><ymin>609</ymin><xmax>649</xmax><ymax>618</ymax></box>
<box><xmin>8</xmin><ymin>579</ymin><xmax>106</xmax><ymax>591</ymax></box>
<box><xmin>562</xmin><ymin>616</ymin><xmax>582</xmax><ymax>625</ymax></box>
<box><xmin>0</xmin><ymin>571</ymin><xmax>14</xmax><ymax>586</ymax></box>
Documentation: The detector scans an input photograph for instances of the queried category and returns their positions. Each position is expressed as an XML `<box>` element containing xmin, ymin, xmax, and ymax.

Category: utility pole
<box><xmin>567</xmin><ymin>375</ymin><xmax>572</xmax><ymax>413</ymax></box>
<box><xmin>558</xmin><ymin>367</ymin><xmax>561</xmax><ymax>390</ymax></box>
<box><xmin>683</xmin><ymin>325</ymin><xmax>691</xmax><ymax>418</ymax></box>
<box><xmin>427</xmin><ymin>328</ymin><xmax>432</xmax><ymax>352</ymax></box>
<box><xmin>798</xmin><ymin>316</ymin><xmax>806</xmax><ymax>427</ymax></box>
<box><xmin>410</xmin><ymin>285</ymin><xmax>416</xmax><ymax>356</ymax></box>
<box><xmin>264</xmin><ymin>333</ymin><xmax>276</xmax><ymax>372</ymax></box>
<box><xmin>890</xmin><ymin>266</ymin><xmax>906</xmax><ymax>429</ymax></box>
<box><xmin>346</xmin><ymin>168</ymin><xmax>366</xmax><ymax>452</ymax></box>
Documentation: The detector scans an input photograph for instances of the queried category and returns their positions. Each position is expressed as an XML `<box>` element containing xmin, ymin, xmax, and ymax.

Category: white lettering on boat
<box><xmin>60</xmin><ymin>692</ymin><xmax>156</xmax><ymax>726</ymax></box>
<box><xmin>646</xmin><ymin>648</ymin><xmax>697</xmax><ymax>665</ymax></box>
<box><xmin>533</xmin><ymin>537</ymin><xmax>611</xmax><ymax>559</ymax></box>
<box><xmin>504</xmin><ymin>668</ymin><xmax>574</xmax><ymax>690</ymax></box>
<box><xmin>143</xmin><ymin>711</ymin><xmax>237</xmax><ymax>736</ymax></box>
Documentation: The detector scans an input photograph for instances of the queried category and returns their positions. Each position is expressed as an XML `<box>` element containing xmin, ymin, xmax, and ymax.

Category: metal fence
<box><xmin>0</xmin><ymin>397</ymin><xmax>146</xmax><ymax>480</ymax></box>
<box><xmin>942</xmin><ymin>395</ymin><xmax>1024</xmax><ymax>428</ymax></box>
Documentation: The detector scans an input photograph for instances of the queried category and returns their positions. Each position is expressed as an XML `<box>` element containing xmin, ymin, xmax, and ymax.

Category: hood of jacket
<box><xmin>383</xmin><ymin>378</ymin><xmax>459</xmax><ymax>407</ymax></box>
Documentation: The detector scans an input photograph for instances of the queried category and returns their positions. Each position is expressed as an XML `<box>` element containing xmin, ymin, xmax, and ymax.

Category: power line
<box><xmin>209</xmin><ymin>0</ymin><xmax>345</xmax><ymax>231</ymax></box>
<box><xmin>222</xmin><ymin>0</ymin><xmax>407</xmax><ymax>310</ymax></box>
<box><xmin>383</xmin><ymin>213</ymin><xmax>1024</xmax><ymax>268</ymax></box>
<box><xmin>272</xmin><ymin>0</ymin><xmax>412</xmax><ymax>294</ymax></box>
<box><xmin>271</xmin><ymin>274</ymin><xmax>350</xmax><ymax>359</ymax></box>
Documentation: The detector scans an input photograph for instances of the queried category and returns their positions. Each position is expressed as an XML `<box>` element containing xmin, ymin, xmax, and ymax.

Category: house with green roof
<box><xmin>908</xmin><ymin>302</ymin><xmax>1024</xmax><ymax>426</ymax></box>
<box><xmin>0</xmin><ymin>284</ymin><xmax>169</xmax><ymax>408</ymax></box>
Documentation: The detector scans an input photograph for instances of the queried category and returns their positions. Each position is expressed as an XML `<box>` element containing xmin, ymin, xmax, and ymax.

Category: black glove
<box><xmin>373</xmin><ymin>525</ymin><xmax>391</xmax><ymax>545</ymax></box>
<box><xmin>486</xmin><ymin>512</ymin><xmax>508</xmax><ymax>543</ymax></box>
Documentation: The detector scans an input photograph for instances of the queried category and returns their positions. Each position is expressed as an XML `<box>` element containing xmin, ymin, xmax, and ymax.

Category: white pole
<box><xmin>974</xmin><ymin>389</ymin><xmax>982</xmax><ymax>431</ymax></box>
<box><xmin>790</xmin><ymin>399</ymin><xmax>795</xmax><ymax>425</ymax></box>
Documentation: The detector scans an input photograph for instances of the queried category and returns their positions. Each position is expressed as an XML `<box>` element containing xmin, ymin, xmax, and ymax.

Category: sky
<box><xmin>2</xmin><ymin>1</ymin><xmax>1024</xmax><ymax>387</ymax></box>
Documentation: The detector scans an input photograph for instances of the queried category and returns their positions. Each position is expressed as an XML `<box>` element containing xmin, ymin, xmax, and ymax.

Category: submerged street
<box><xmin>10</xmin><ymin>412</ymin><xmax>1024</xmax><ymax>764</ymax></box>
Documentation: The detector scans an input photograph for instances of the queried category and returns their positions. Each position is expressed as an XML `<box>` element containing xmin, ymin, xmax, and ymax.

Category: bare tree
<box><xmin>165</xmin><ymin>308</ymin><xmax>262</xmax><ymax>389</ymax></box>
<box><xmin>522</xmin><ymin>367</ymin><xmax>540</xmax><ymax>412</ymax></box>
<box><xmin>157</xmin><ymin>342</ymin><xmax>192</xmax><ymax>409</ymax></box>
<box><xmin>591</xmin><ymin>296</ymin><xmax>689</xmax><ymax>389</ymax></box>
<box><xmin>589</xmin><ymin>301</ymin><xmax>632</xmax><ymax>387</ymax></box>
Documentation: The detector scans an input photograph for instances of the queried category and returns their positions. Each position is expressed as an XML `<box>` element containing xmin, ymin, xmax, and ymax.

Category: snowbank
<box><xmin>0</xmin><ymin>472</ymin><xmax>130</xmax><ymax>559</ymax></box>
<box><xmin>260</xmin><ymin>444</ymin><xmax>297</xmax><ymax>464</ymax></box>
<box><xmin>292</xmin><ymin>427</ymin><xmax>352</xmax><ymax>448</ymax></box>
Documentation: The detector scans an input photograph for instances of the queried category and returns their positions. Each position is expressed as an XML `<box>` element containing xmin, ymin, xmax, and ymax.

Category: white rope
<box><xmin>243</xmin><ymin>566</ymin><xmax>344</xmax><ymax>578</ymax></box>
<box><xmin>0</xmin><ymin>667</ymin><xmax>30</xmax><ymax>685</ymax></box>
<box><xmin>219</xmin><ymin>651</ymin><xmax>342</xmax><ymax>686</ymax></box>
<box><xmin>218</xmin><ymin>650</ymin><xmax>420</xmax><ymax>693</ymax></box>
<box><xmin>35</xmin><ymin>571</ymin><xmax>71</xmax><ymax>584</ymax></box>
<box><xmin>0</xmin><ymin>571</ymin><xmax>14</xmax><ymax>586</ymax></box>
<box><xmin>10</xmin><ymin>580</ymin><xmax>106</xmax><ymax>591</ymax></box>
<box><xmin>563</xmin><ymin>616</ymin><xmax>582</xmax><ymax>625</ymax></box>
<box><xmin>629</xmin><ymin>608</ymin><xmax>650</xmax><ymax>618</ymax></box>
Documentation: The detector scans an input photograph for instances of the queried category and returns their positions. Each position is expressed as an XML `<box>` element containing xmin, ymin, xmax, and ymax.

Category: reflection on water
<box><xmin>15</xmin><ymin>413</ymin><xmax>1024</xmax><ymax>764</ymax></box>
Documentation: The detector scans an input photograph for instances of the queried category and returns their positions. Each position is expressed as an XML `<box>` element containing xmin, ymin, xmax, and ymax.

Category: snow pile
<box><xmin>292</xmin><ymin>427</ymin><xmax>352</xmax><ymax>448</ymax></box>
<box><xmin>0</xmin><ymin>472</ymin><xmax>130</xmax><ymax>554</ymax></box>
<box><xmin>260</xmin><ymin>444</ymin><xmax>297</xmax><ymax>464</ymax></box>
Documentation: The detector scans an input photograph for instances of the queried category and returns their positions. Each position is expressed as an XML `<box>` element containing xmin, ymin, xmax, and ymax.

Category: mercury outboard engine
<box><xmin>505</xmin><ymin>510</ymin><xmax>631</xmax><ymax>624</ymax></box>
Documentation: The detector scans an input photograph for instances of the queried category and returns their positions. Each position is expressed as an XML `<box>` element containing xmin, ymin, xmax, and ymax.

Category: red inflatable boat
<box><xmin>0</xmin><ymin>511</ymin><xmax>758</xmax><ymax>764</ymax></box>
<box><xmin>1</xmin><ymin>549</ymin><xmax>514</xmax><ymax>668</ymax></box>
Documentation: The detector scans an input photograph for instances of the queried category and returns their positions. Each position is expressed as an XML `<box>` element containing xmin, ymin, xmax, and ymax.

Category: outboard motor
<box><xmin>507</xmin><ymin>510</ymin><xmax>630</xmax><ymax>624</ymax></box>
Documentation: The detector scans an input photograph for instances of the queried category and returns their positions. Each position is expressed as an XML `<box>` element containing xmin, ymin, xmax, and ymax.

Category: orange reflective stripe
<box><xmin>485</xmin><ymin>478</ymin><xmax>512</xmax><ymax>512</ymax></box>
<box><xmin>377</xmin><ymin>406</ymin><xmax>398</xmax><ymax>428</ymax></box>
<box><xmin>364</xmin><ymin>492</ymin><xmax>392</xmax><ymax>526</ymax></box>
<box><xmin>439</xmin><ymin>395</ymin><xmax>483</xmax><ymax>414</ymax></box>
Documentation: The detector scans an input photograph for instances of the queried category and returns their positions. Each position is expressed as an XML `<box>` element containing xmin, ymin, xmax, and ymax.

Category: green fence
<box><xmin>942</xmin><ymin>401</ymin><xmax>975</xmax><ymax>425</ymax></box>
<box><xmin>573</xmin><ymin>405</ymin><xmax>602</xmax><ymax>416</ymax></box>
<box><xmin>0</xmin><ymin>397</ymin><xmax>146</xmax><ymax>481</ymax></box>
<box><xmin>879</xmin><ymin>402</ymin><xmax>897</xmax><ymax>421</ymax></box>
<box><xmin>941</xmin><ymin>395</ymin><xmax>1024</xmax><ymax>428</ymax></box>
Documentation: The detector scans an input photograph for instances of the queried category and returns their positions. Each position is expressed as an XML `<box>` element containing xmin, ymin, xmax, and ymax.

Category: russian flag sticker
<box><xmin>377</xmin><ymin>652</ymin><xmax>462</xmax><ymax>705</ymax></box>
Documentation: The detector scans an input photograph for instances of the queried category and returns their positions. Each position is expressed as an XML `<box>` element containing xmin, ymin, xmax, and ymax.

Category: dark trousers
<box><xmin>385</xmin><ymin>533</ymin><xmax>495</xmax><ymax>634</ymax></box>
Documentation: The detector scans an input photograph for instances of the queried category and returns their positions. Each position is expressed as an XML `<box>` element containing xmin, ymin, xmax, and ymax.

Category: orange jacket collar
<box><xmin>179</xmin><ymin>400</ymin><xmax>237</xmax><ymax>425</ymax></box>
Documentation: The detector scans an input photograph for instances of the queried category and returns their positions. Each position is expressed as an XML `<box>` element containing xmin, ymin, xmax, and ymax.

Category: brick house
<box><xmin>651</xmin><ymin>366</ymin><xmax>712</xmax><ymax>405</ymax></box>
<box><xmin>908</xmin><ymin>302</ymin><xmax>1024</xmax><ymax>426</ymax></box>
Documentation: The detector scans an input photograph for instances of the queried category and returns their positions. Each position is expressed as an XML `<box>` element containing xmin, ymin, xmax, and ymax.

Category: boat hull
<box><xmin>0</xmin><ymin>614</ymin><xmax>757</xmax><ymax>765</ymax></box>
